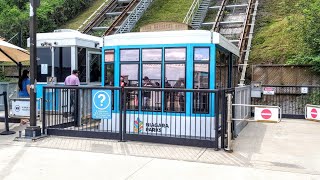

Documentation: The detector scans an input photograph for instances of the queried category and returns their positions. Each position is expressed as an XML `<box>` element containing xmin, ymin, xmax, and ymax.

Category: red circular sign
<box><xmin>261</xmin><ymin>109</ymin><xmax>272</xmax><ymax>119</ymax></box>
<box><xmin>311</xmin><ymin>108</ymin><xmax>317</xmax><ymax>119</ymax></box>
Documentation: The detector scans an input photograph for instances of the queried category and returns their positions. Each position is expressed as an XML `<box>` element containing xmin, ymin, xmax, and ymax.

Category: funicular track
<box><xmin>104</xmin><ymin>0</ymin><xmax>139</xmax><ymax>35</ymax></box>
<box><xmin>81</xmin><ymin>0</ymin><xmax>120</xmax><ymax>34</ymax></box>
<box><xmin>80</xmin><ymin>0</ymin><xmax>151</xmax><ymax>36</ymax></box>
<box><xmin>201</xmin><ymin>0</ymin><xmax>258</xmax><ymax>85</ymax></box>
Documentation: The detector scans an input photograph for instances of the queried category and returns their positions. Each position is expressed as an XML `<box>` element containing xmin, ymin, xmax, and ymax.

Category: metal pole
<box><xmin>225</xmin><ymin>93</ymin><xmax>233</xmax><ymax>152</ymax></box>
<box><xmin>51</xmin><ymin>46</ymin><xmax>54</xmax><ymax>77</ymax></box>
<box><xmin>25</xmin><ymin>0</ymin><xmax>41</xmax><ymax>138</ymax></box>
<box><xmin>29</xmin><ymin>0</ymin><xmax>37</xmax><ymax>127</ymax></box>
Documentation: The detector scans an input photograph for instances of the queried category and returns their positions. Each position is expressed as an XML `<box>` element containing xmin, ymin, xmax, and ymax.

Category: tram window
<box><xmin>216</xmin><ymin>50</ymin><xmax>228</xmax><ymax>88</ymax></box>
<box><xmin>194</xmin><ymin>48</ymin><xmax>210</xmax><ymax>61</ymax></box>
<box><xmin>165</xmin><ymin>48</ymin><xmax>186</xmax><ymax>61</ymax></box>
<box><xmin>105</xmin><ymin>50</ymin><xmax>114</xmax><ymax>62</ymax></box>
<box><xmin>194</xmin><ymin>64</ymin><xmax>209</xmax><ymax>89</ymax></box>
<box><xmin>120</xmin><ymin>49</ymin><xmax>139</xmax><ymax>61</ymax></box>
<box><xmin>37</xmin><ymin>48</ymin><xmax>51</xmax><ymax>82</ymax></box>
<box><xmin>60</xmin><ymin>47</ymin><xmax>71</xmax><ymax>82</ymax></box>
<box><xmin>37</xmin><ymin>47</ymin><xmax>71</xmax><ymax>82</ymax></box>
<box><xmin>121</xmin><ymin>64</ymin><xmax>139</xmax><ymax>87</ymax></box>
<box><xmin>193</xmin><ymin>64</ymin><xmax>209</xmax><ymax>114</ymax></box>
<box><xmin>105</xmin><ymin>64</ymin><xmax>114</xmax><ymax>86</ymax></box>
<box><xmin>165</xmin><ymin>64</ymin><xmax>185</xmax><ymax>112</ymax></box>
<box><xmin>142</xmin><ymin>49</ymin><xmax>162</xmax><ymax>61</ymax></box>
<box><xmin>142</xmin><ymin>64</ymin><xmax>162</xmax><ymax>111</ymax></box>
<box><xmin>89</xmin><ymin>54</ymin><xmax>101</xmax><ymax>83</ymax></box>
<box><xmin>78</xmin><ymin>48</ymin><xmax>87</xmax><ymax>82</ymax></box>
<box><xmin>142</xmin><ymin>64</ymin><xmax>161</xmax><ymax>85</ymax></box>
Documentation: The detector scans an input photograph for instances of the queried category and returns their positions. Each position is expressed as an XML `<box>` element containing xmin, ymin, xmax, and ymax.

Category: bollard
<box><xmin>0</xmin><ymin>92</ymin><xmax>16</xmax><ymax>135</ymax></box>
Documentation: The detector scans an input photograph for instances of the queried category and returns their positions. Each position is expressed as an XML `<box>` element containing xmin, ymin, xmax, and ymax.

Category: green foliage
<box><xmin>286</xmin><ymin>0</ymin><xmax>320</xmax><ymax>73</ymax></box>
<box><xmin>0</xmin><ymin>0</ymin><xmax>95</xmax><ymax>47</ymax></box>
<box><xmin>250</xmin><ymin>0</ymin><xmax>320</xmax><ymax>66</ymax></box>
<box><xmin>307</xmin><ymin>90</ymin><xmax>320</xmax><ymax>105</ymax></box>
<box><xmin>61</xmin><ymin>0</ymin><xmax>106</xmax><ymax>30</ymax></box>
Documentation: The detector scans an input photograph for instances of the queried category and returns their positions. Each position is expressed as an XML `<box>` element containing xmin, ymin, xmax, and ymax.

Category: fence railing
<box><xmin>42</xmin><ymin>85</ymin><xmax>232</xmax><ymax>148</ymax></box>
<box><xmin>233</xmin><ymin>85</ymin><xmax>251</xmax><ymax>136</ymax></box>
<box><xmin>252</xmin><ymin>85</ymin><xmax>320</xmax><ymax>118</ymax></box>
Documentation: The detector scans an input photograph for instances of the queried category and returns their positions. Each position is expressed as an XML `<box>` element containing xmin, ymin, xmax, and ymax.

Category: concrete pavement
<box><xmin>0</xmin><ymin>119</ymin><xmax>319</xmax><ymax>179</ymax></box>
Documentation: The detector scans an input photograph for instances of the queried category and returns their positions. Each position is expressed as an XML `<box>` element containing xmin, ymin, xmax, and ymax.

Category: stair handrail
<box><xmin>183</xmin><ymin>0</ymin><xmax>201</xmax><ymax>24</ymax></box>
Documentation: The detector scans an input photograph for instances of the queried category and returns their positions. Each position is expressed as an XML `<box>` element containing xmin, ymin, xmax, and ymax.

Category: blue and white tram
<box><xmin>100</xmin><ymin>30</ymin><xmax>239</xmax><ymax>139</ymax></box>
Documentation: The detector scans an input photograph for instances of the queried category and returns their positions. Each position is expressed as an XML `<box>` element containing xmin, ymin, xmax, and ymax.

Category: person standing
<box><xmin>18</xmin><ymin>69</ymin><xmax>30</xmax><ymax>124</ymax></box>
<box><xmin>64</xmin><ymin>70</ymin><xmax>80</xmax><ymax>86</ymax></box>
<box><xmin>64</xmin><ymin>70</ymin><xmax>80</xmax><ymax>118</ymax></box>
<box><xmin>18</xmin><ymin>69</ymin><xmax>30</xmax><ymax>97</ymax></box>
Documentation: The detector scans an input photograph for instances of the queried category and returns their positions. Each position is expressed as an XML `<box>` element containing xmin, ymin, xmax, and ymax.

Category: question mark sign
<box><xmin>98</xmin><ymin>94</ymin><xmax>106</xmax><ymax>107</ymax></box>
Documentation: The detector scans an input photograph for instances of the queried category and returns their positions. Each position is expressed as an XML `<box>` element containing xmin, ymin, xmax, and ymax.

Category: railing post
<box><xmin>119</xmin><ymin>87</ymin><xmax>123</xmax><ymax>141</ymax></box>
<box><xmin>214</xmin><ymin>90</ymin><xmax>220</xmax><ymax>150</ymax></box>
<box><xmin>42</xmin><ymin>87</ymin><xmax>46</xmax><ymax>134</ymax></box>
<box><xmin>225</xmin><ymin>92</ymin><xmax>233</xmax><ymax>152</ymax></box>
<box><xmin>75</xmin><ymin>88</ymin><xmax>80</xmax><ymax>127</ymax></box>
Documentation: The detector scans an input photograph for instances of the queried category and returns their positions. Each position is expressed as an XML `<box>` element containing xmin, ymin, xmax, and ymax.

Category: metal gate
<box><xmin>42</xmin><ymin>85</ymin><xmax>231</xmax><ymax>149</ymax></box>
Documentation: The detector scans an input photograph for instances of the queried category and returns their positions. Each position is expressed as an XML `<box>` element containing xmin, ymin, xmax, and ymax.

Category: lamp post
<box><xmin>25</xmin><ymin>0</ymin><xmax>41</xmax><ymax>138</ymax></box>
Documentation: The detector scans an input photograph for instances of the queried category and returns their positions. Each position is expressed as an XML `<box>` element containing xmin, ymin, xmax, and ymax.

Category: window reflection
<box><xmin>105</xmin><ymin>50</ymin><xmax>114</xmax><ymax>62</ymax></box>
<box><xmin>142</xmin><ymin>49</ymin><xmax>162</xmax><ymax>61</ymax></box>
<box><xmin>194</xmin><ymin>48</ymin><xmax>209</xmax><ymax>61</ymax></box>
<box><xmin>142</xmin><ymin>64</ymin><xmax>161</xmax><ymax>111</ymax></box>
<box><xmin>121</xmin><ymin>64</ymin><xmax>139</xmax><ymax>87</ymax></box>
<box><xmin>165</xmin><ymin>48</ymin><xmax>186</xmax><ymax>61</ymax></box>
<box><xmin>120</xmin><ymin>49</ymin><xmax>139</xmax><ymax>61</ymax></box>
<box><xmin>193</xmin><ymin>64</ymin><xmax>209</xmax><ymax>114</ymax></box>
<box><xmin>105</xmin><ymin>64</ymin><xmax>114</xmax><ymax>86</ymax></box>
<box><xmin>78</xmin><ymin>48</ymin><xmax>87</xmax><ymax>82</ymax></box>
<box><xmin>165</xmin><ymin>64</ymin><xmax>185</xmax><ymax>112</ymax></box>
<box><xmin>194</xmin><ymin>64</ymin><xmax>209</xmax><ymax>89</ymax></box>
<box><xmin>142</xmin><ymin>64</ymin><xmax>161</xmax><ymax>85</ymax></box>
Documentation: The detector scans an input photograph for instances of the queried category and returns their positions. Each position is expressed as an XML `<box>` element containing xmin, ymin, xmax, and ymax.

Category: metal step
<box><xmin>209</xmin><ymin>4</ymin><xmax>248</xmax><ymax>9</ymax></box>
<box><xmin>202</xmin><ymin>21</ymin><xmax>244</xmax><ymax>26</ymax></box>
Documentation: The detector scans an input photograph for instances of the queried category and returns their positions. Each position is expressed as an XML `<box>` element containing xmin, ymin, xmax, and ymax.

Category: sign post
<box><xmin>92</xmin><ymin>90</ymin><xmax>112</xmax><ymax>119</ymax></box>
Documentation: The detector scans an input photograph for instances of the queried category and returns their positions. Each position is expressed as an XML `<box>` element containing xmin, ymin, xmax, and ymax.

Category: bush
<box><xmin>0</xmin><ymin>0</ymin><xmax>94</xmax><ymax>47</ymax></box>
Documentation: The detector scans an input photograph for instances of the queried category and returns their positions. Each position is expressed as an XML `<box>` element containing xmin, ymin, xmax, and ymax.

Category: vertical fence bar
<box><xmin>42</xmin><ymin>87</ymin><xmax>46</xmax><ymax>134</ymax></box>
<box><xmin>214</xmin><ymin>90</ymin><xmax>220</xmax><ymax>150</ymax></box>
<box><xmin>119</xmin><ymin>88</ymin><xmax>123</xmax><ymax>141</ymax></box>
<box><xmin>221</xmin><ymin>90</ymin><xmax>227</xmax><ymax>149</ymax></box>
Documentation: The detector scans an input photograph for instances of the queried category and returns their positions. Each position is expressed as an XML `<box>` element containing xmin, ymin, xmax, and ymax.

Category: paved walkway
<box><xmin>0</xmin><ymin>119</ymin><xmax>319</xmax><ymax>179</ymax></box>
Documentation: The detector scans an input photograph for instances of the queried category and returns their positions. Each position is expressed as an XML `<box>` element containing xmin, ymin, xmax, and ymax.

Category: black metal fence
<box><xmin>252</xmin><ymin>85</ymin><xmax>320</xmax><ymax>118</ymax></box>
<box><xmin>42</xmin><ymin>85</ymin><xmax>232</xmax><ymax>148</ymax></box>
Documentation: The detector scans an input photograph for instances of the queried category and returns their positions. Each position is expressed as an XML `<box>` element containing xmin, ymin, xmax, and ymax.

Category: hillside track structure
<box><xmin>80</xmin><ymin>0</ymin><xmax>153</xmax><ymax>36</ymax></box>
<box><xmin>190</xmin><ymin>0</ymin><xmax>258</xmax><ymax>85</ymax></box>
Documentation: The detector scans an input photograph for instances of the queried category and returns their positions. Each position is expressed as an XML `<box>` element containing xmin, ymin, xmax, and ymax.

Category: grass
<box><xmin>61</xmin><ymin>0</ymin><xmax>108</xmax><ymax>30</ymax></box>
<box><xmin>250</xmin><ymin>0</ymin><xmax>307</xmax><ymax>64</ymax></box>
<box><xmin>132</xmin><ymin>0</ymin><xmax>194</xmax><ymax>32</ymax></box>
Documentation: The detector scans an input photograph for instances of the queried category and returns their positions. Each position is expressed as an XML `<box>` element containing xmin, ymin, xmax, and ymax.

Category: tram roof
<box><xmin>27</xmin><ymin>29</ymin><xmax>101</xmax><ymax>49</ymax></box>
<box><xmin>102</xmin><ymin>30</ymin><xmax>239</xmax><ymax>56</ymax></box>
